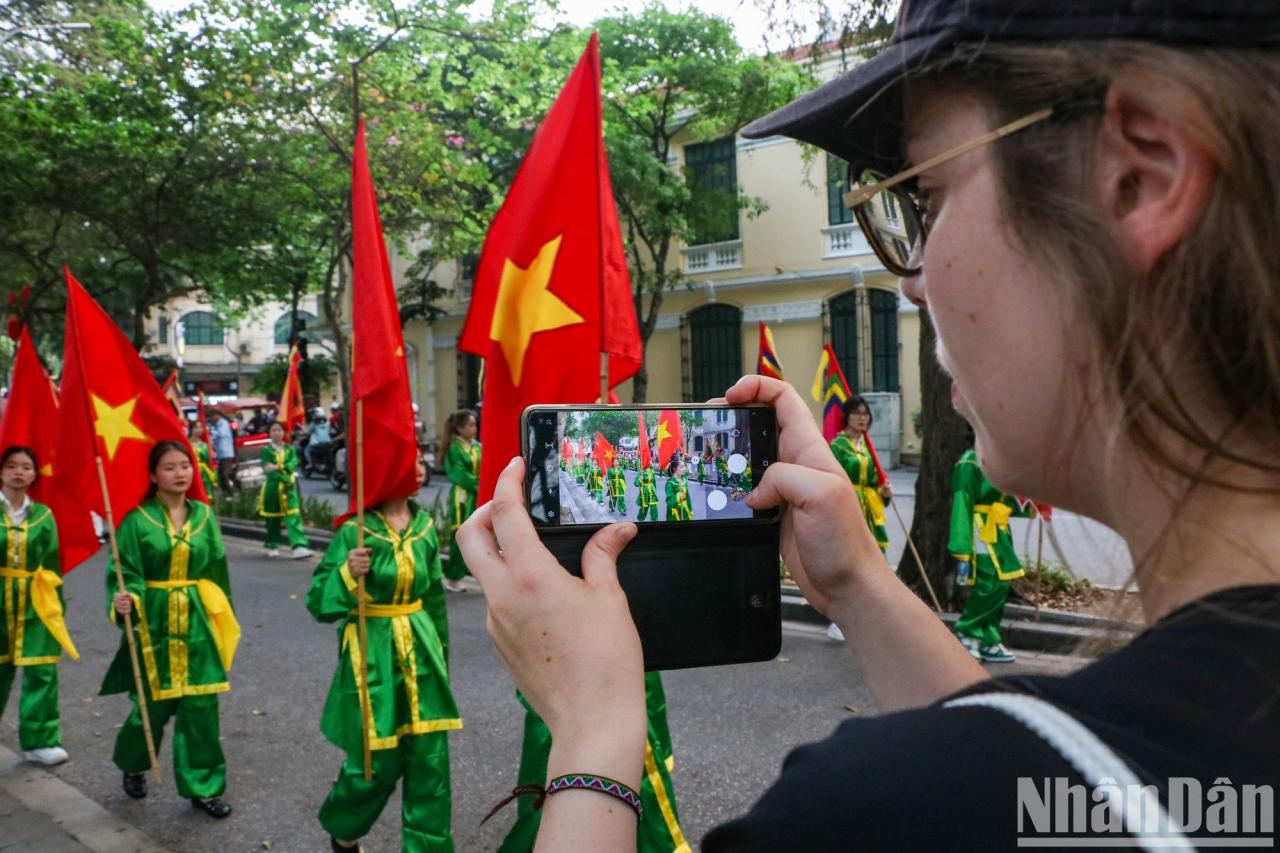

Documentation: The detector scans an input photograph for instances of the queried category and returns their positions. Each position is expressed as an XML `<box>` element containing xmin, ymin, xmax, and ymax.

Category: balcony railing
<box><xmin>682</xmin><ymin>239</ymin><xmax>743</xmax><ymax>273</ymax></box>
<box><xmin>822</xmin><ymin>223</ymin><xmax>872</xmax><ymax>258</ymax></box>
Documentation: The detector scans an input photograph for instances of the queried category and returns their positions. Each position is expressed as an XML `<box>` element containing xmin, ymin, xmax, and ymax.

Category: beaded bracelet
<box><xmin>480</xmin><ymin>774</ymin><xmax>643</xmax><ymax>825</ymax></box>
<box><xmin>546</xmin><ymin>773</ymin><xmax>643</xmax><ymax>819</ymax></box>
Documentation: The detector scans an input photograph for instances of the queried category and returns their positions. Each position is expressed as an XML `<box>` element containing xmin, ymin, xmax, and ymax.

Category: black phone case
<box><xmin>539</xmin><ymin>522</ymin><xmax>782</xmax><ymax>671</ymax></box>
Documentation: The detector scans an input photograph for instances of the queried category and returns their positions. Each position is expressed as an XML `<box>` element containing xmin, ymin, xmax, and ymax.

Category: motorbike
<box><xmin>329</xmin><ymin>435</ymin><xmax>348</xmax><ymax>491</ymax></box>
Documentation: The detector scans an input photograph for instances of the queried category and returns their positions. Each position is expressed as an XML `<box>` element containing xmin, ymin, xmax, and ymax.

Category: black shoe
<box><xmin>122</xmin><ymin>772</ymin><xmax>147</xmax><ymax>799</ymax></box>
<box><xmin>330</xmin><ymin>837</ymin><xmax>362</xmax><ymax>852</ymax></box>
<box><xmin>191</xmin><ymin>797</ymin><xmax>233</xmax><ymax>819</ymax></box>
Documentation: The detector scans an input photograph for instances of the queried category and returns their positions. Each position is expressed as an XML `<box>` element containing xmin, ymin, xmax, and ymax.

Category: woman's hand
<box><xmin>264</xmin><ymin>463</ymin><xmax>279</xmax><ymax>472</ymax></box>
<box><xmin>880</xmin><ymin>482</ymin><xmax>894</xmax><ymax>501</ymax></box>
<box><xmin>722</xmin><ymin>375</ymin><xmax>889</xmax><ymax>617</ymax></box>
<box><xmin>114</xmin><ymin>592</ymin><xmax>133</xmax><ymax>616</ymax></box>
<box><xmin>348</xmin><ymin>548</ymin><xmax>371</xmax><ymax>578</ymax></box>
<box><xmin>457</xmin><ymin>459</ymin><xmax>646</xmax><ymax>785</ymax></box>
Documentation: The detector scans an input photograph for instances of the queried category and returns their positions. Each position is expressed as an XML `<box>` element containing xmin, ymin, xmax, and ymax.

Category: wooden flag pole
<box><xmin>600</xmin><ymin>352</ymin><xmax>609</xmax><ymax>405</ymax></box>
<box><xmin>95</xmin><ymin>457</ymin><xmax>161</xmax><ymax>782</ymax></box>
<box><xmin>888</xmin><ymin>496</ymin><xmax>943</xmax><ymax>613</ymax></box>
<box><xmin>355</xmin><ymin>396</ymin><xmax>372</xmax><ymax>781</ymax></box>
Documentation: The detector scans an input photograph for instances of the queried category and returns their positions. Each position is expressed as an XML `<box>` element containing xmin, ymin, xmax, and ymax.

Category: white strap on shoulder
<box><xmin>944</xmin><ymin>692</ymin><xmax>1192</xmax><ymax>851</ymax></box>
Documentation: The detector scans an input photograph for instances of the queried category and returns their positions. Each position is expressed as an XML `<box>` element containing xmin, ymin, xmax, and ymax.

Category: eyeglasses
<box><xmin>842</xmin><ymin>107</ymin><xmax>1053</xmax><ymax>277</ymax></box>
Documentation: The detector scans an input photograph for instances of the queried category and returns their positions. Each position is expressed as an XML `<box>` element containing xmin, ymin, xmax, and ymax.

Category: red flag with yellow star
<box><xmin>345</xmin><ymin>117</ymin><xmax>419</xmax><ymax>521</ymax></box>
<box><xmin>51</xmin><ymin>268</ymin><xmax>208</xmax><ymax>572</ymax></box>
<box><xmin>278</xmin><ymin>344</ymin><xmax>306</xmax><ymax>433</ymax></box>
<box><xmin>458</xmin><ymin>33</ymin><xmax>641</xmax><ymax>503</ymax></box>
<box><xmin>655</xmin><ymin>409</ymin><xmax>684</xmax><ymax>471</ymax></box>
<box><xmin>0</xmin><ymin>328</ymin><xmax>59</xmax><ymax>504</ymax></box>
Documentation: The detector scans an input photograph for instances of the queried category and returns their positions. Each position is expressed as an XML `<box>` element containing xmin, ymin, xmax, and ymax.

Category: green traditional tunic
<box><xmin>695</xmin><ymin>457</ymin><xmax>706</xmax><ymax>484</ymax></box>
<box><xmin>829</xmin><ymin>432</ymin><xmax>890</xmax><ymax>552</ymax></box>
<box><xmin>636</xmin><ymin>467</ymin><xmax>659</xmax><ymax>522</ymax></box>
<box><xmin>193</xmin><ymin>439</ymin><xmax>217</xmax><ymax>500</ymax></box>
<box><xmin>257</xmin><ymin>443</ymin><xmax>307</xmax><ymax>549</ymax></box>
<box><xmin>103</xmin><ymin>499</ymin><xmax>237</xmax><ymax>799</ymax></box>
<box><xmin>499</xmin><ymin>673</ymin><xmax>689</xmax><ymax>853</ymax></box>
<box><xmin>587</xmin><ymin>464</ymin><xmax>605</xmax><ymax>505</ymax></box>
<box><xmin>444</xmin><ymin>438</ymin><xmax>481</xmax><ymax>582</ymax></box>
<box><xmin>714</xmin><ymin>455</ymin><xmax>728</xmax><ymax>483</ymax></box>
<box><xmin>0</xmin><ymin>500</ymin><xmax>74</xmax><ymax>751</ymax></box>
<box><xmin>948</xmin><ymin>450</ymin><xmax>1035</xmax><ymax>647</ymax></box>
<box><xmin>664</xmin><ymin>475</ymin><xmax>693</xmax><ymax>521</ymax></box>
<box><xmin>308</xmin><ymin>507</ymin><xmax>460</xmax><ymax>850</ymax></box>
<box><xmin>607</xmin><ymin>466</ymin><xmax>627</xmax><ymax>514</ymax></box>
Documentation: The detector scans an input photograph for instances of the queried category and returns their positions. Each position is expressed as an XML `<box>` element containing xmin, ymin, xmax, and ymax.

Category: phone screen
<box><xmin>524</xmin><ymin>405</ymin><xmax>777</xmax><ymax>527</ymax></box>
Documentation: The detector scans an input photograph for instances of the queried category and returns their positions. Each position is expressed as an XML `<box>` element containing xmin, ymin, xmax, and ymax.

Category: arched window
<box><xmin>869</xmin><ymin>288</ymin><xmax>900</xmax><ymax>392</ymax></box>
<box><xmin>181</xmin><ymin>311</ymin><xmax>224</xmax><ymax>346</ymax></box>
<box><xmin>684</xmin><ymin>304</ymin><xmax>742</xmax><ymax>402</ymax></box>
<box><xmin>274</xmin><ymin>310</ymin><xmax>318</xmax><ymax>345</ymax></box>
<box><xmin>828</xmin><ymin>291</ymin><xmax>859</xmax><ymax>386</ymax></box>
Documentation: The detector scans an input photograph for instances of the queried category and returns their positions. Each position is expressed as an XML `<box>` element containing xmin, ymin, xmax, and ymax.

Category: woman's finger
<box><xmin>455</xmin><ymin>504</ymin><xmax>504</xmax><ymax>587</ymax></box>
<box><xmin>747</xmin><ymin>461</ymin><xmax>849</xmax><ymax>512</ymax></box>
<box><xmin>488</xmin><ymin>458</ymin><xmax>544</xmax><ymax>558</ymax></box>
<box><xmin>580</xmin><ymin>522</ymin><xmax>637</xmax><ymax>588</ymax></box>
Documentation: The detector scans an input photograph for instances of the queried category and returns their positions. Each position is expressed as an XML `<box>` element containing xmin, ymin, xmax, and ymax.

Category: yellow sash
<box><xmin>145</xmin><ymin>579</ymin><xmax>240</xmax><ymax>671</ymax></box>
<box><xmin>0</xmin><ymin>567</ymin><xmax>78</xmax><ymax>660</ymax></box>
<box><xmin>352</xmin><ymin>600</ymin><xmax>423</xmax><ymax>619</ymax></box>
<box><xmin>975</xmin><ymin>502</ymin><xmax>1013</xmax><ymax>544</ymax></box>
<box><xmin>856</xmin><ymin>485</ymin><xmax>888</xmax><ymax>527</ymax></box>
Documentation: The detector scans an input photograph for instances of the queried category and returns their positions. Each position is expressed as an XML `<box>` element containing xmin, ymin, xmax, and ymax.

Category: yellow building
<box><xmin>401</xmin><ymin>64</ymin><xmax>923</xmax><ymax>465</ymax></box>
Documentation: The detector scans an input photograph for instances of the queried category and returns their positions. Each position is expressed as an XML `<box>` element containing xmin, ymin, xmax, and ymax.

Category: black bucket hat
<box><xmin>743</xmin><ymin>0</ymin><xmax>1280</xmax><ymax>173</ymax></box>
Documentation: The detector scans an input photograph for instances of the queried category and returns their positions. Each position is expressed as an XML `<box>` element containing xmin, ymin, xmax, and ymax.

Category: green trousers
<box><xmin>637</xmin><ymin>503</ymin><xmax>658</xmax><ymax>522</ymax></box>
<box><xmin>113</xmin><ymin>693</ymin><xmax>226</xmax><ymax>799</ymax></box>
<box><xmin>264</xmin><ymin>513</ymin><xmax>308</xmax><ymax>549</ymax></box>
<box><xmin>0</xmin><ymin>662</ymin><xmax>61</xmax><ymax>750</ymax></box>
<box><xmin>954</xmin><ymin>557</ymin><xmax>1011</xmax><ymax>647</ymax></box>
<box><xmin>499</xmin><ymin>674</ymin><xmax>689</xmax><ymax>853</ymax></box>
<box><xmin>319</xmin><ymin>732</ymin><xmax>453</xmax><ymax>851</ymax></box>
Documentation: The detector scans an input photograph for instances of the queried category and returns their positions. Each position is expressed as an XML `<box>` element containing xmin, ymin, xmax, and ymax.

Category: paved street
<box><xmin>0</xmin><ymin>533</ymin><xmax>1084</xmax><ymax>852</ymax></box>
<box><xmin>557</xmin><ymin>468</ymin><xmax>752</xmax><ymax>524</ymax></box>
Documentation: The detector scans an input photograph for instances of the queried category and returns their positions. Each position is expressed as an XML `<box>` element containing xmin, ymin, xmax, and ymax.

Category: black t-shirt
<box><xmin>704</xmin><ymin>584</ymin><xmax>1280</xmax><ymax>851</ymax></box>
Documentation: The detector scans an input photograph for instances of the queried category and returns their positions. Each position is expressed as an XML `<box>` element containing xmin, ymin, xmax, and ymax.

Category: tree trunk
<box><xmin>632</xmin><ymin>361</ymin><xmax>648</xmax><ymax>403</ymax></box>
<box><xmin>327</xmin><ymin>258</ymin><xmax>352</xmax><ymax>407</ymax></box>
<box><xmin>897</xmin><ymin>309</ymin><xmax>973</xmax><ymax>609</ymax></box>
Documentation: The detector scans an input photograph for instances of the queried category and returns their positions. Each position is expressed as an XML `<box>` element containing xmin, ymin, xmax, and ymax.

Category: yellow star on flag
<box><xmin>92</xmin><ymin>394</ymin><xmax>151</xmax><ymax>461</ymax></box>
<box><xmin>656</xmin><ymin>421</ymin><xmax>672</xmax><ymax>444</ymax></box>
<box><xmin>489</xmin><ymin>235</ymin><xmax>584</xmax><ymax>386</ymax></box>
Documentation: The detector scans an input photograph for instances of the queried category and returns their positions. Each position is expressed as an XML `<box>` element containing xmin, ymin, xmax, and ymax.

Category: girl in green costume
<box><xmin>308</xmin><ymin>452</ymin><xmax>461</xmax><ymax>852</ymax></box>
<box><xmin>607</xmin><ymin>464</ymin><xmax>627</xmax><ymax>515</ymax></box>
<box><xmin>828</xmin><ymin>396</ymin><xmax>892</xmax><ymax>553</ymax></box>
<box><xmin>948</xmin><ymin>449</ymin><xmax>1035</xmax><ymax>663</ymax></box>
<box><xmin>442</xmin><ymin>409</ymin><xmax>480</xmax><ymax>591</ymax></box>
<box><xmin>257</xmin><ymin>421</ymin><xmax>312</xmax><ymax>559</ymax></box>
<box><xmin>635</xmin><ymin>466</ymin><xmax>658</xmax><ymax>521</ymax></box>
<box><xmin>664</xmin><ymin>460</ymin><xmax>693</xmax><ymax>521</ymax></box>
<box><xmin>106</xmin><ymin>441</ymin><xmax>239</xmax><ymax>818</ymax></box>
<box><xmin>188</xmin><ymin>420</ymin><xmax>217</xmax><ymax>501</ymax></box>
<box><xmin>0</xmin><ymin>446</ymin><xmax>77</xmax><ymax>766</ymax></box>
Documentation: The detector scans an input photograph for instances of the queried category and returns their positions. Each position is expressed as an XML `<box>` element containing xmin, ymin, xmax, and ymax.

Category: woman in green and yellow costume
<box><xmin>587</xmin><ymin>461</ymin><xmax>605</xmax><ymax>505</ymax></box>
<box><xmin>829</xmin><ymin>396</ymin><xmax>891</xmax><ymax>553</ymax></box>
<box><xmin>948</xmin><ymin>448</ymin><xmax>1035</xmax><ymax>663</ymax></box>
<box><xmin>0</xmin><ymin>446</ymin><xmax>77</xmax><ymax>767</ymax></box>
<box><xmin>188</xmin><ymin>420</ymin><xmax>217</xmax><ymax>501</ymax></box>
<box><xmin>257</xmin><ymin>421</ymin><xmax>312</xmax><ymax>559</ymax></box>
<box><xmin>607</xmin><ymin>463</ymin><xmax>628</xmax><ymax>515</ymax></box>
<box><xmin>105</xmin><ymin>440</ymin><xmax>239</xmax><ymax>818</ymax></box>
<box><xmin>635</xmin><ymin>464</ymin><xmax>659</xmax><ymax>522</ymax></box>
<box><xmin>664</xmin><ymin>459</ymin><xmax>693</xmax><ymax>521</ymax></box>
<box><xmin>442</xmin><ymin>409</ymin><xmax>480</xmax><ymax>592</ymax></box>
<box><xmin>308</xmin><ymin>451</ymin><xmax>460</xmax><ymax>852</ymax></box>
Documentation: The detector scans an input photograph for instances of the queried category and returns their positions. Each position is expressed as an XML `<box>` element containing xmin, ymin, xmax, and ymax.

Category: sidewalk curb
<box><xmin>0</xmin><ymin>745</ymin><xmax>166</xmax><ymax>853</ymax></box>
<box><xmin>781</xmin><ymin>590</ymin><xmax>1139</xmax><ymax>656</ymax></box>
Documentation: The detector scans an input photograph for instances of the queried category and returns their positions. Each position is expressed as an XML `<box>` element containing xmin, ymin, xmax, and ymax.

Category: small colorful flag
<box><xmin>278</xmin><ymin>344</ymin><xmax>306</xmax><ymax>434</ymax></box>
<box><xmin>756</xmin><ymin>321</ymin><xmax>784</xmax><ymax>380</ymax></box>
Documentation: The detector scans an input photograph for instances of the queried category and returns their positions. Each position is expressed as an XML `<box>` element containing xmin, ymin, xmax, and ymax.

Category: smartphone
<box><xmin>520</xmin><ymin>403</ymin><xmax>782</xmax><ymax>670</ymax></box>
<box><xmin>521</xmin><ymin>404</ymin><xmax>779</xmax><ymax>528</ymax></box>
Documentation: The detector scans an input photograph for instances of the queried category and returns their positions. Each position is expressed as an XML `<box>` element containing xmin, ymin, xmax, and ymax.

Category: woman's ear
<box><xmin>1094</xmin><ymin>81</ymin><xmax>1215</xmax><ymax>272</ymax></box>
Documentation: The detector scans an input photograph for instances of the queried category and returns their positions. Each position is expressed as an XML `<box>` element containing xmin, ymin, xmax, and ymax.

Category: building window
<box><xmin>827</xmin><ymin>152</ymin><xmax>854</xmax><ymax>226</ymax></box>
<box><xmin>457</xmin><ymin>352</ymin><xmax>482</xmax><ymax>412</ymax></box>
<box><xmin>684</xmin><ymin>137</ymin><xmax>739</xmax><ymax>245</ymax></box>
<box><xmin>869</xmin><ymin>288</ymin><xmax>900</xmax><ymax>392</ymax></box>
<box><xmin>685</xmin><ymin>304</ymin><xmax>742</xmax><ymax>402</ymax></box>
<box><xmin>274</xmin><ymin>310</ymin><xmax>317</xmax><ymax>345</ymax></box>
<box><xmin>181</xmin><ymin>311</ymin><xmax>224</xmax><ymax>346</ymax></box>
<box><xmin>828</xmin><ymin>291</ymin><xmax>859</xmax><ymax>389</ymax></box>
<box><xmin>157</xmin><ymin>315</ymin><xmax>168</xmax><ymax>344</ymax></box>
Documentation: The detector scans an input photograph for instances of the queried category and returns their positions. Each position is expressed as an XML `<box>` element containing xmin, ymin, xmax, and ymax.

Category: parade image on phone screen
<box><xmin>528</xmin><ymin>408</ymin><xmax>760</xmax><ymax>525</ymax></box>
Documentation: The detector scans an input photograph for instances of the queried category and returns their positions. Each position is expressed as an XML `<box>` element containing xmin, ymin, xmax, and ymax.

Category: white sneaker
<box><xmin>443</xmin><ymin>578</ymin><xmax>467</xmax><ymax>593</ymax></box>
<box><xmin>291</xmin><ymin>546</ymin><xmax>314</xmax><ymax>559</ymax></box>
<box><xmin>956</xmin><ymin>634</ymin><xmax>983</xmax><ymax>660</ymax></box>
<box><xmin>24</xmin><ymin>746</ymin><xmax>68</xmax><ymax>766</ymax></box>
<box><xmin>980</xmin><ymin>643</ymin><xmax>1017</xmax><ymax>663</ymax></box>
<box><xmin>265</xmin><ymin>548</ymin><xmax>280</xmax><ymax>559</ymax></box>
<box><xmin>825</xmin><ymin>622</ymin><xmax>845</xmax><ymax>642</ymax></box>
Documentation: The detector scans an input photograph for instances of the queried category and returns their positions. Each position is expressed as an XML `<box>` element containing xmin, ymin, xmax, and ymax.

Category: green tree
<box><xmin>593</xmin><ymin>6</ymin><xmax>810</xmax><ymax>402</ymax></box>
<box><xmin>251</xmin><ymin>351</ymin><xmax>337</xmax><ymax>402</ymax></box>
